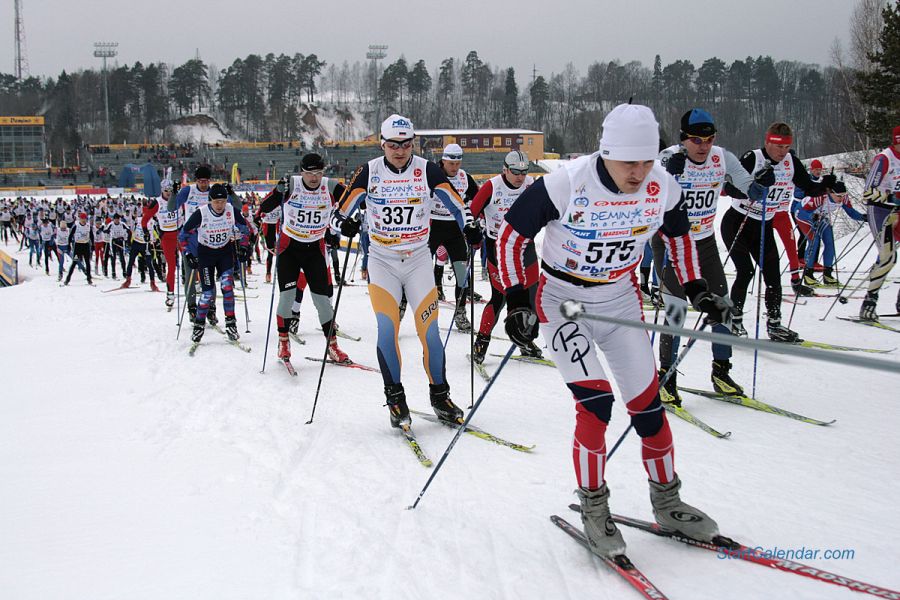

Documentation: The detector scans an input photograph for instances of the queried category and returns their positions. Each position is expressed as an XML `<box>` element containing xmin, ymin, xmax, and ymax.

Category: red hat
<box><xmin>810</xmin><ymin>159</ymin><xmax>823</xmax><ymax>170</ymax></box>
<box><xmin>893</xmin><ymin>125</ymin><xmax>900</xmax><ymax>145</ymax></box>
<box><xmin>78</xmin><ymin>212</ymin><xmax>87</xmax><ymax>219</ymax></box>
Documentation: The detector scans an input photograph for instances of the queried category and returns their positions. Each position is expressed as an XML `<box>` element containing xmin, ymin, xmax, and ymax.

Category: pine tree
<box><xmin>854</xmin><ymin>0</ymin><xmax>900</xmax><ymax>145</ymax></box>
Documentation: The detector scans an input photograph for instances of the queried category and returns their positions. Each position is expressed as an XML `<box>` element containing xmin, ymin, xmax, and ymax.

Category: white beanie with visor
<box><xmin>598</xmin><ymin>104</ymin><xmax>660</xmax><ymax>161</ymax></box>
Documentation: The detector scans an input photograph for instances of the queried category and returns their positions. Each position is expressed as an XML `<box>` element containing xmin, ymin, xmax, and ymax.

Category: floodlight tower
<box><xmin>94</xmin><ymin>42</ymin><xmax>119</xmax><ymax>145</ymax></box>
<box><xmin>14</xmin><ymin>0</ymin><xmax>30</xmax><ymax>80</ymax></box>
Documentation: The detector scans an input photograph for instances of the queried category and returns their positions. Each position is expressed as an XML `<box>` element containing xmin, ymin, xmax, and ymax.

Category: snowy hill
<box><xmin>1</xmin><ymin>209</ymin><xmax>899</xmax><ymax>599</ymax></box>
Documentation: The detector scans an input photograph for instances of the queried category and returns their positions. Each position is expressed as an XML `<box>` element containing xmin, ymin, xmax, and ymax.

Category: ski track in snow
<box><xmin>2</xmin><ymin>200</ymin><xmax>899</xmax><ymax>599</ymax></box>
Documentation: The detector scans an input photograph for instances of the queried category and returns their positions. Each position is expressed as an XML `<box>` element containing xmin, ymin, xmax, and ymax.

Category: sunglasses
<box><xmin>683</xmin><ymin>134</ymin><xmax>716</xmax><ymax>145</ymax></box>
<box><xmin>384</xmin><ymin>139</ymin><xmax>413</xmax><ymax>150</ymax></box>
<box><xmin>443</xmin><ymin>154</ymin><xmax>463</xmax><ymax>161</ymax></box>
<box><xmin>506</xmin><ymin>167</ymin><xmax>528</xmax><ymax>175</ymax></box>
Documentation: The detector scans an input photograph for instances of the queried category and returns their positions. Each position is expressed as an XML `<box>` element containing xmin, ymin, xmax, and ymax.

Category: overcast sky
<box><xmin>14</xmin><ymin>0</ymin><xmax>856</xmax><ymax>82</ymax></box>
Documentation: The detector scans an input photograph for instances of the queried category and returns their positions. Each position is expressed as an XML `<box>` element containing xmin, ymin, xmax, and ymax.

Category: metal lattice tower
<box><xmin>14</xmin><ymin>0</ymin><xmax>30</xmax><ymax>80</ymax></box>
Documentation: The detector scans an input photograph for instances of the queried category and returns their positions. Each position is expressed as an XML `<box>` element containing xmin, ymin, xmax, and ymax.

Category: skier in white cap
<box><xmin>335</xmin><ymin>114</ymin><xmax>483</xmax><ymax>431</ymax></box>
<box><xmin>497</xmin><ymin>103</ymin><xmax>731</xmax><ymax>558</ymax></box>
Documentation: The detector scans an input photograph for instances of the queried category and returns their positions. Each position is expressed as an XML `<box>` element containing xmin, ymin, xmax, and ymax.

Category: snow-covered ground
<box><xmin>1</xmin><ymin>204</ymin><xmax>899</xmax><ymax>599</ymax></box>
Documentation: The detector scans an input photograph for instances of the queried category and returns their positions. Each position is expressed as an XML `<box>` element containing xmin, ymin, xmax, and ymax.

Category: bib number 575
<box><xmin>585</xmin><ymin>239</ymin><xmax>636</xmax><ymax>264</ymax></box>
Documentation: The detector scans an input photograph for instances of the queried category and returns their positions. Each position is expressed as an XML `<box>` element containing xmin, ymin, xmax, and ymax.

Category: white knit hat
<box><xmin>598</xmin><ymin>104</ymin><xmax>659</xmax><ymax>161</ymax></box>
<box><xmin>380</xmin><ymin>114</ymin><xmax>415</xmax><ymax>142</ymax></box>
<box><xmin>441</xmin><ymin>143</ymin><xmax>463</xmax><ymax>160</ymax></box>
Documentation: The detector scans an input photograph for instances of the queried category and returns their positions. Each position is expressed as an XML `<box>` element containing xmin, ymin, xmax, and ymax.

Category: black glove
<box><xmin>811</xmin><ymin>212</ymin><xmax>822</xmax><ymax>223</ymax></box>
<box><xmin>464</xmin><ymin>223</ymin><xmax>483</xmax><ymax>248</ymax></box>
<box><xmin>684</xmin><ymin>279</ymin><xmax>733</xmax><ymax>325</ymax></box>
<box><xmin>142</xmin><ymin>227</ymin><xmax>150</xmax><ymax>240</ymax></box>
<box><xmin>275</xmin><ymin>177</ymin><xmax>288</xmax><ymax>194</ymax></box>
<box><xmin>236</xmin><ymin>244</ymin><xmax>250</xmax><ymax>261</ymax></box>
<box><xmin>821</xmin><ymin>173</ymin><xmax>837</xmax><ymax>189</ymax></box>
<box><xmin>831</xmin><ymin>180</ymin><xmax>847</xmax><ymax>194</ymax></box>
<box><xmin>504</xmin><ymin>287</ymin><xmax>539</xmax><ymax>346</ymax></box>
<box><xmin>340</xmin><ymin>217</ymin><xmax>361</xmax><ymax>238</ymax></box>
<box><xmin>324</xmin><ymin>230</ymin><xmax>340</xmax><ymax>247</ymax></box>
<box><xmin>185</xmin><ymin>253</ymin><xmax>199</xmax><ymax>270</ymax></box>
<box><xmin>664</xmin><ymin>151</ymin><xmax>687</xmax><ymax>177</ymax></box>
<box><xmin>225</xmin><ymin>183</ymin><xmax>235</xmax><ymax>197</ymax></box>
<box><xmin>754</xmin><ymin>163</ymin><xmax>776</xmax><ymax>187</ymax></box>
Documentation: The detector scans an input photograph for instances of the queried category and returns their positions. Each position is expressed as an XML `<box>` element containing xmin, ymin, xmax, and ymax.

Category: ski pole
<box><xmin>608</xmin><ymin>320</ymin><xmax>710</xmax><ymax>461</ymax></box>
<box><xmin>559</xmin><ymin>301</ymin><xmax>900</xmax><ymax>373</ymax></box>
<box><xmin>820</xmin><ymin>238</ymin><xmax>877</xmax><ymax>321</ymax></box>
<box><xmin>240</xmin><ymin>256</ymin><xmax>251</xmax><ymax>333</ymax></box>
<box><xmin>408</xmin><ymin>342</ymin><xmax>518</xmax><ymax>510</ymax></box>
<box><xmin>259</xmin><ymin>229</ymin><xmax>281</xmax><ymax>373</ymax></box>
<box><xmin>750</xmin><ymin>193</ymin><xmax>768</xmax><ymax>400</ymax></box>
<box><xmin>348</xmin><ymin>244</ymin><xmax>361</xmax><ymax>282</ymax></box>
<box><xmin>176</xmin><ymin>269</ymin><xmax>196</xmax><ymax>341</ymax></box>
<box><xmin>469</xmin><ymin>257</ymin><xmax>475</xmax><ymax>409</ymax></box>
<box><xmin>442</xmin><ymin>254</ymin><xmax>474</xmax><ymax>351</ymax></box>
<box><xmin>306</xmin><ymin>235</ymin><xmax>355</xmax><ymax>425</ymax></box>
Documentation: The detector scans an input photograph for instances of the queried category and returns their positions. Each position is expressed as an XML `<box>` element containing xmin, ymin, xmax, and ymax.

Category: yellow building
<box><xmin>415</xmin><ymin>129</ymin><xmax>544</xmax><ymax>162</ymax></box>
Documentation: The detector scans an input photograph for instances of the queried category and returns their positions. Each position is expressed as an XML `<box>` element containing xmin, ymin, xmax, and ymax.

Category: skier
<box><xmin>168</xmin><ymin>165</ymin><xmax>241</xmax><ymax>324</ymax></box>
<box><xmin>179</xmin><ymin>183</ymin><xmax>251</xmax><ymax>343</ymax></box>
<box><xmin>721</xmin><ymin>122</ymin><xmax>844</xmax><ymax>342</ymax></box>
<box><xmin>55</xmin><ymin>219</ymin><xmax>70</xmax><ymax>281</ymax></box>
<box><xmin>430</xmin><ymin>143</ymin><xmax>480</xmax><ymax>332</ymax></box>
<box><xmin>498</xmin><ymin>103</ymin><xmax>731</xmax><ymax>559</ymax></box>
<box><xmin>63</xmin><ymin>212</ymin><xmax>95</xmax><ymax>286</ymax></box>
<box><xmin>119</xmin><ymin>207</ymin><xmax>159</xmax><ymax>291</ymax></box>
<box><xmin>39</xmin><ymin>218</ymin><xmax>56</xmax><ymax>275</ymax></box>
<box><xmin>258</xmin><ymin>196</ymin><xmax>281</xmax><ymax>284</ymax></box>
<box><xmin>795</xmin><ymin>161</ymin><xmax>866</xmax><ymax>287</ymax></box>
<box><xmin>142</xmin><ymin>179</ymin><xmax>180</xmax><ymax>307</ymax></box>
<box><xmin>468</xmin><ymin>150</ymin><xmax>541</xmax><ymax>363</ymax></box>
<box><xmin>859</xmin><ymin>125</ymin><xmax>900</xmax><ymax>321</ymax></box>
<box><xmin>255</xmin><ymin>152</ymin><xmax>351</xmax><ymax>365</ymax></box>
<box><xmin>654</xmin><ymin>109</ymin><xmax>767</xmax><ymax>404</ymax></box>
<box><xmin>104</xmin><ymin>214</ymin><xmax>128</xmax><ymax>279</ymax></box>
<box><xmin>335</xmin><ymin>114</ymin><xmax>481</xmax><ymax>428</ymax></box>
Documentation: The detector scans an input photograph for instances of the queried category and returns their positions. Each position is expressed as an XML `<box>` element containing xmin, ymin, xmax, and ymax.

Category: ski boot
<box><xmin>711</xmin><ymin>360</ymin><xmax>744</xmax><ymax>396</ymax></box>
<box><xmin>120</xmin><ymin>276</ymin><xmax>132</xmax><ymax>289</ymax></box>
<box><xmin>150</xmin><ymin>280</ymin><xmax>160</xmax><ymax>292</ymax></box>
<box><xmin>165</xmin><ymin>292</ymin><xmax>174</xmax><ymax>308</ymax></box>
<box><xmin>191</xmin><ymin>322</ymin><xmax>205</xmax><ymax>343</ymax></box>
<box><xmin>360</xmin><ymin>268</ymin><xmax>368</xmax><ymax>282</ymax></box>
<box><xmin>207</xmin><ymin>309</ymin><xmax>219</xmax><ymax>327</ymax></box>
<box><xmin>265</xmin><ymin>273</ymin><xmax>272</xmax><ymax>284</ymax></box>
<box><xmin>860</xmin><ymin>292</ymin><xmax>878</xmax><ymax>322</ymax></box>
<box><xmin>57</xmin><ymin>275</ymin><xmax>62</xmax><ymax>282</ymax></box>
<box><xmin>277</xmin><ymin>333</ymin><xmax>291</xmax><ymax>360</ymax></box>
<box><xmin>767</xmin><ymin>317</ymin><xmax>801</xmax><ymax>343</ymax></box>
<box><xmin>822</xmin><ymin>267</ymin><xmax>839</xmax><ymax>287</ymax></box>
<box><xmin>429</xmin><ymin>382</ymin><xmax>463</xmax><ymax>423</ymax></box>
<box><xmin>225</xmin><ymin>316</ymin><xmax>239</xmax><ymax>341</ymax></box>
<box><xmin>472</xmin><ymin>332</ymin><xmax>490</xmax><ymax>365</ymax></box>
<box><xmin>327</xmin><ymin>336</ymin><xmax>350</xmax><ymax>363</ymax></box>
<box><xmin>649</xmin><ymin>475</ymin><xmax>720</xmax><ymax>542</ymax></box>
<box><xmin>576</xmin><ymin>484</ymin><xmax>627</xmax><ymax>558</ymax></box>
<box><xmin>658</xmin><ymin>367</ymin><xmax>682</xmax><ymax>407</ymax></box>
<box><xmin>385</xmin><ymin>383</ymin><xmax>411</xmax><ymax>429</ymax></box>
<box><xmin>518</xmin><ymin>340</ymin><xmax>544</xmax><ymax>359</ymax></box>
<box><xmin>790</xmin><ymin>277</ymin><xmax>814</xmax><ymax>297</ymax></box>
<box><xmin>730</xmin><ymin>317</ymin><xmax>748</xmax><ymax>338</ymax></box>
<box><xmin>802</xmin><ymin>269</ymin><xmax>819</xmax><ymax>287</ymax></box>
<box><xmin>453</xmin><ymin>305</ymin><xmax>472</xmax><ymax>332</ymax></box>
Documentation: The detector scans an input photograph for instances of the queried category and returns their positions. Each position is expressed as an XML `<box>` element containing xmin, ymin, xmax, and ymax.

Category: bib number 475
<box><xmin>584</xmin><ymin>239</ymin><xmax>636</xmax><ymax>264</ymax></box>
